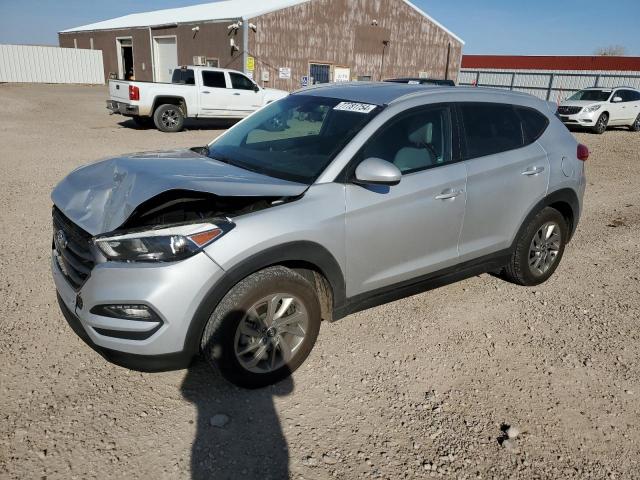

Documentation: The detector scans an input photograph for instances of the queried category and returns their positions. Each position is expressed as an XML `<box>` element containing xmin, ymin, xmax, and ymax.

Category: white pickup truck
<box><xmin>107</xmin><ymin>66</ymin><xmax>289</xmax><ymax>132</ymax></box>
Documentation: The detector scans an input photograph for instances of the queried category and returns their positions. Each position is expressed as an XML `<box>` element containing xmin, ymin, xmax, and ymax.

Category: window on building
<box><xmin>357</xmin><ymin>75</ymin><xmax>372</xmax><ymax>81</ymax></box>
<box><xmin>460</xmin><ymin>103</ymin><xmax>525</xmax><ymax>159</ymax></box>
<box><xmin>201</xmin><ymin>71</ymin><xmax>226</xmax><ymax>88</ymax></box>
<box><xmin>206</xmin><ymin>58</ymin><xmax>219</xmax><ymax>68</ymax></box>
<box><xmin>229</xmin><ymin>72</ymin><xmax>256</xmax><ymax>90</ymax></box>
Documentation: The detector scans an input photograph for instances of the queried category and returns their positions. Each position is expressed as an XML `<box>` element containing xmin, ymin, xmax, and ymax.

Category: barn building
<box><xmin>58</xmin><ymin>0</ymin><xmax>464</xmax><ymax>90</ymax></box>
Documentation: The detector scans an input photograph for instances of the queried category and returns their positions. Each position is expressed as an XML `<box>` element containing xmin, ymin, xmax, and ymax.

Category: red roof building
<box><xmin>461</xmin><ymin>55</ymin><xmax>640</xmax><ymax>72</ymax></box>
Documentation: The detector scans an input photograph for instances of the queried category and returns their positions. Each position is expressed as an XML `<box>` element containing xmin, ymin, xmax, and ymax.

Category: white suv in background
<box><xmin>557</xmin><ymin>87</ymin><xmax>640</xmax><ymax>134</ymax></box>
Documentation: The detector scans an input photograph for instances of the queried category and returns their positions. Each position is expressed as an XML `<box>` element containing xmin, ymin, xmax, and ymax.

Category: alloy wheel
<box><xmin>161</xmin><ymin>109</ymin><xmax>179</xmax><ymax>129</ymax></box>
<box><xmin>528</xmin><ymin>222</ymin><xmax>561</xmax><ymax>276</ymax></box>
<box><xmin>234</xmin><ymin>294</ymin><xmax>309</xmax><ymax>374</ymax></box>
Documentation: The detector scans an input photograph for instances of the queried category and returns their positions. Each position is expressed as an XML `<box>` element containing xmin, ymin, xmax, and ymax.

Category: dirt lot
<box><xmin>1</xmin><ymin>84</ymin><xmax>639</xmax><ymax>479</ymax></box>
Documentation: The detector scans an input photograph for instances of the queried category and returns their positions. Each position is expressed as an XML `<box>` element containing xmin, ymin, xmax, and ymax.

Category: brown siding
<box><xmin>59</xmin><ymin>22</ymin><xmax>244</xmax><ymax>82</ymax></box>
<box><xmin>60</xmin><ymin>28</ymin><xmax>153</xmax><ymax>81</ymax></box>
<box><xmin>249</xmin><ymin>0</ymin><xmax>463</xmax><ymax>90</ymax></box>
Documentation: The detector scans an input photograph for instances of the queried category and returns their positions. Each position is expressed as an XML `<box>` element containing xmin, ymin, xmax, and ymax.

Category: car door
<box><xmin>457</xmin><ymin>102</ymin><xmax>550</xmax><ymax>260</ymax></box>
<box><xmin>199</xmin><ymin>70</ymin><xmax>233</xmax><ymax>117</ymax></box>
<box><xmin>608</xmin><ymin>89</ymin><xmax>627</xmax><ymax>125</ymax></box>
<box><xmin>227</xmin><ymin>72</ymin><xmax>263</xmax><ymax>116</ymax></box>
<box><xmin>618</xmin><ymin>90</ymin><xmax>639</xmax><ymax>124</ymax></box>
<box><xmin>345</xmin><ymin>105</ymin><xmax>467</xmax><ymax>297</ymax></box>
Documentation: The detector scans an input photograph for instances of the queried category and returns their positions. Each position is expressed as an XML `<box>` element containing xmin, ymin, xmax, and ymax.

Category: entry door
<box><xmin>345</xmin><ymin>105</ymin><xmax>466</xmax><ymax>297</ymax></box>
<box><xmin>310</xmin><ymin>64</ymin><xmax>331</xmax><ymax>84</ymax></box>
<box><xmin>153</xmin><ymin>37</ymin><xmax>178</xmax><ymax>83</ymax></box>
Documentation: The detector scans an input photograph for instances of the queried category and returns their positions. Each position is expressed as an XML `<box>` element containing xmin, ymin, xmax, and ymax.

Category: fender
<box><xmin>511</xmin><ymin>188</ymin><xmax>581</xmax><ymax>247</ymax></box>
<box><xmin>183</xmin><ymin>241</ymin><xmax>345</xmax><ymax>355</ymax></box>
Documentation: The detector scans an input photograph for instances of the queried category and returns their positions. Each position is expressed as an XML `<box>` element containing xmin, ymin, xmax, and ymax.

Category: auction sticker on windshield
<box><xmin>333</xmin><ymin>102</ymin><xmax>377</xmax><ymax>114</ymax></box>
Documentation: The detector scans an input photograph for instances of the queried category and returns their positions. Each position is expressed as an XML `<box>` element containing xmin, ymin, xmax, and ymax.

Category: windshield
<box><xmin>568</xmin><ymin>89</ymin><xmax>612</xmax><ymax>102</ymax></box>
<box><xmin>208</xmin><ymin>95</ymin><xmax>382</xmax><ymax>184</ymax></box>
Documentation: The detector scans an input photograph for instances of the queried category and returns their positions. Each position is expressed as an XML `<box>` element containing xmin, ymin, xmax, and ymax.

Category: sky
<box><xmin>0</xmin><ymin>0</ymin><xmax>638</xmax><ymax>56</ymax></box>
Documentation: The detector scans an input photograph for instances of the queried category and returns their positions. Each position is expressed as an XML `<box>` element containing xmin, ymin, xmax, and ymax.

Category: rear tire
<box><xmin>153</xmin><ymin>104</ymin><xmax>185</xmax><ymax>132</ymax></box>
<box><xmin>502</xmin><ymin>207</ymin><xmax>568</xmax><ymax>286</ymax></box>
<box><xmin>593</xmin><ymin>112</ymin><xmax>608</xmax><ymax>134</ymax></box>
<box><xmin>630</xmin><ymin>114</ymin><xmax>640</xmax><ymax>132</ymax></box>
<box><xmin>200</xmin><ymin>266</ymin><xmax>321</xmax><ymax>389</ymax></box>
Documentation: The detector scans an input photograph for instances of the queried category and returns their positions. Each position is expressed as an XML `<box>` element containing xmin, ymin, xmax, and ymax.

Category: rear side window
<box><xmin>515</xmin><ymin>106</ymin><xmax>549</xmax><ymax>144</ymax></box>
<box><xmin>230</xmin><ymin>73</ymin><xmax>256</xmax><ymax>90</ymax></box>
<box><xmin>459</xmin><ymin>103</ymin><xmax>524</xmax><ymax>159</ymax></box>
<box><xmin>202</xmin><ymin>71</ymin><xmax>226</xmax><ymax>88</ymax></box>
<box><xmin>172</xmin><ymin>69</ymin><xmax>195</xmax><ymax>85</ymax></box>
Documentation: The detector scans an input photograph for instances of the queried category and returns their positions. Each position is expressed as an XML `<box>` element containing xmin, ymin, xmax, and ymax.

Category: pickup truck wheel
<box><xmin>200</xmin><ymin>266</ymin><xmax>321</xmax><ymax>389</ymax></box>
<box><xmin>153</xmin><ymin>104</ymin><xmax>185</xmax><ymax>132</ymax></box>
<box><xmin>132</xmin><ymin>116</ymin><xmax>153</xmax><ymax>128</ymax></box>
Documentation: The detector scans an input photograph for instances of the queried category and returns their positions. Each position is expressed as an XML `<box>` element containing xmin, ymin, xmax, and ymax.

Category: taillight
<box><xmin>129</xmin><ymin>85</ymin><xmax>140</xmax><ymax>101</ymax></box>
<box><xmin>577</xmin><ymin>143</ymin><xmax>589</xmax><ymax>161</ymax></box>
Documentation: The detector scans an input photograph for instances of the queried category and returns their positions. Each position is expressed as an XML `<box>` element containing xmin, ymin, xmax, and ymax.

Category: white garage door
<box><xmin>153</xmin><ymin>37</ymin><xmax>178</xmax><ymax>83</ymax></box>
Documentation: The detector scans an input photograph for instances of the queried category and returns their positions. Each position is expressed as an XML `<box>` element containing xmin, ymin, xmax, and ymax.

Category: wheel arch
<box><xmin>183</xmin><ymin>241</ymin><xmax>345</xmax><ymax>355</ymax></box>
<box><xmin>512</xmin><ymin>188</ymin><xmax>581</xmax><ymax>249</ymax></box>
<box><xmin>152</xmin><ymin>96</ymin><xmax>187</xmax><ymax>116</ymax></box>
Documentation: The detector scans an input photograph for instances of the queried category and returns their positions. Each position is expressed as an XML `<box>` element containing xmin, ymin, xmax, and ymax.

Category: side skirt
<box><xmin>333</xmin><ymin>249</ymin><xmax>511</xmax><ymax>320</ymax></box>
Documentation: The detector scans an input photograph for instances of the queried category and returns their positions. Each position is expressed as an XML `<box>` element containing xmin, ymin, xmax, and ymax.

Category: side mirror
<box><xmin>612</xmin><ymin>96</ymin><xmax>623</xmax><ymax>103</ymax></box>
<box><xmin>254</xmin><ymin>84</ymin><xmax>260</xmax><ymax>93</ymax></box>
<box><xmin>354</xmin><ymin>158</ymin><xmax>402</xmax><ymax>186</ymax></box>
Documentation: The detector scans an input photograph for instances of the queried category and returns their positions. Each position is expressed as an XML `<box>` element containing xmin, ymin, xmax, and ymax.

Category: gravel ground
<box><xmin>1</xmin><ymin>84</ymin><xmax>639</xmax><ymax>479</ymax></box>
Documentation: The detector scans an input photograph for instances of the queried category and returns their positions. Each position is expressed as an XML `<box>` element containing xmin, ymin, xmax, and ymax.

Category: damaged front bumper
<box><xmin>52</xmin><ymin>249</ymin><xmax>225</xmax><ymax>371</ymax></box>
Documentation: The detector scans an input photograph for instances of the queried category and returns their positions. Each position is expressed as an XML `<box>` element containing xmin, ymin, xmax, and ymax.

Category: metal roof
<box><xmin>462</xmin><ymin>55</ymin><xmax>640</xmax><ymax>72</ymax></box>
<box><xmin>60</xmin><ymin>0</ymin><xmax>312</xmax><ymax>33</ymax></box>
<box><xmin>60</xmin><ymin>0</ymin><xmax>463</xmax><ymax>45</ymax></box>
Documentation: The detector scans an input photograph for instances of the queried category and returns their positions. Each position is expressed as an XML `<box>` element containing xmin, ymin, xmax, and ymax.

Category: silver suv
<box><xmin>52</xmin><ymin>83</ymin><xmax>587</xmax><ymax>388</ymax></box>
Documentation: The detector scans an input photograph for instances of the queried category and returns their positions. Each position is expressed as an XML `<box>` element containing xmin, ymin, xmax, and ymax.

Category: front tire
<box><xmin>200</xmin><ymin>266</ymin><xmax>321</xmax><ymax>389</ymax></box>
<box><xmin>593</xmin><ymin>112</ymin><xmax>608</xmax><ymax>134</ymax></box>
<box><xmin>153</xmin><ymin>104</ymin><xmax>185</xmax><ymax>132</ymax></box>
<box><xmin>502</xmin><ymin>207</ymin><xmax>568</xmax><ymax>286</ymax></box>
<box><xmin>630</xmin><ymin>114</ymin><xmax>640</xmax><ymax>132</ymax></box>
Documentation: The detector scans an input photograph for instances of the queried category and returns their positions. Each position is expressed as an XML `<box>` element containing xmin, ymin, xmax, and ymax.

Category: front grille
<box><xmin>52</xmin><ymin>207</ymin><xmax>95</xmax><ymax>290</ymax></box>
<box><xmin>557</xmin><ymin>106</ymin><xmax>582</xmax><ymax>115</ymax></box>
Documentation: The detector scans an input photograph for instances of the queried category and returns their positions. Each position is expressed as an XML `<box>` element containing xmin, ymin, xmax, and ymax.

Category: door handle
<box><xmin>435</xmin><ymin>189</ymin><xmax>463</xmax><ymax>200</ymax></box>
<box><xmin>202</xmin><ymin>91</ymin><xmax>211</xmax><ymax>94</ymax></box>
<box><xmin>233</xmin><ymin>93</ymin><xmax>241</xmax><ymax>96</ymax></box>
<box><xmin>522</xmin><ymin>166</ymin><xmax>545</xmax><ymax>176</ymax></box>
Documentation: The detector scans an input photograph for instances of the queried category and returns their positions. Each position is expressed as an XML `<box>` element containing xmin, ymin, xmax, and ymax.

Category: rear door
<box><xmin>457</xmin><ymin>102</ymin><xmax>550</xmax><ymax>260</ymax></box>
<box><xmin>227</xmin><ymin>72</ymin><xmax>263</xmax><ymax>116</ymax></box>
<box><xmin>199</xmin><ymin>70</ymin><xmax>232</xmax><ymax>117</ymax></box>
<box><xmin>345</xmin><ymin>105</ymin><xmax>467</xmax><ymax>296</ymax></box>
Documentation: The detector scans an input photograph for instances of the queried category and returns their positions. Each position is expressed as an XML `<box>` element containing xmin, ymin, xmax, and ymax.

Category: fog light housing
<box><xmin>90</xmin><ymin>304</ymin><xmax>159</xmax><ymax>321</ymax></box>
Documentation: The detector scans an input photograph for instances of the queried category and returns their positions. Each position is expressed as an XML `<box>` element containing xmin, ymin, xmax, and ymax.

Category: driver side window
<box><xmin>360</xmin><ymin>106</ymin><xmax>452</xmax><ymax>175</ymax></box>
<box><xmin>230</xmin><ymin>72</ymin><xmax>256</xmax><ymax>91</ymax></box>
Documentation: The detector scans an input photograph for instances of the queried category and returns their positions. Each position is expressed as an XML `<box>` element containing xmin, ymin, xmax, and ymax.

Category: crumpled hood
<box><xmin>51</xmin><ymin>148</ymin><xmax>308</xmax><ymax>235</ymax></box>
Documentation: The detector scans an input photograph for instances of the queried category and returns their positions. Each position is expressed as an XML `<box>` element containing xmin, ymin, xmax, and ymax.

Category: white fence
<box><xmin>0</xmin><ymin>44</ymin><xmax>104</xmax><ymax>84</ymax></box>
<box><xmin>459</xmin><ymin>68</ymin><xmax>640</xmax><ymax>103</ymax></box>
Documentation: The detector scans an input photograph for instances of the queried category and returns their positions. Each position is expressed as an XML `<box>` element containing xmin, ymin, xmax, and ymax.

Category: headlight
<box><xmin>583</xmin><ymin>104</ymin><xmax>602</xmax><ymax>113</ymax></box>
<box><xmin>94</xmin><ymin>222</ymin><xmax>232</xmax><ymax>262</ymax></box>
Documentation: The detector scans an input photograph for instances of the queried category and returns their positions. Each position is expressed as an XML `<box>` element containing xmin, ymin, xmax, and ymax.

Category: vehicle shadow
<box><xmin>180</xmin><ymin>359</ymin><xmax>293</xmax><ymax>479</ymax></box>
<box><xmin>117</xmin><ymin>118</ymin><xmax>240</xmax><ymax>131</ymax></box>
